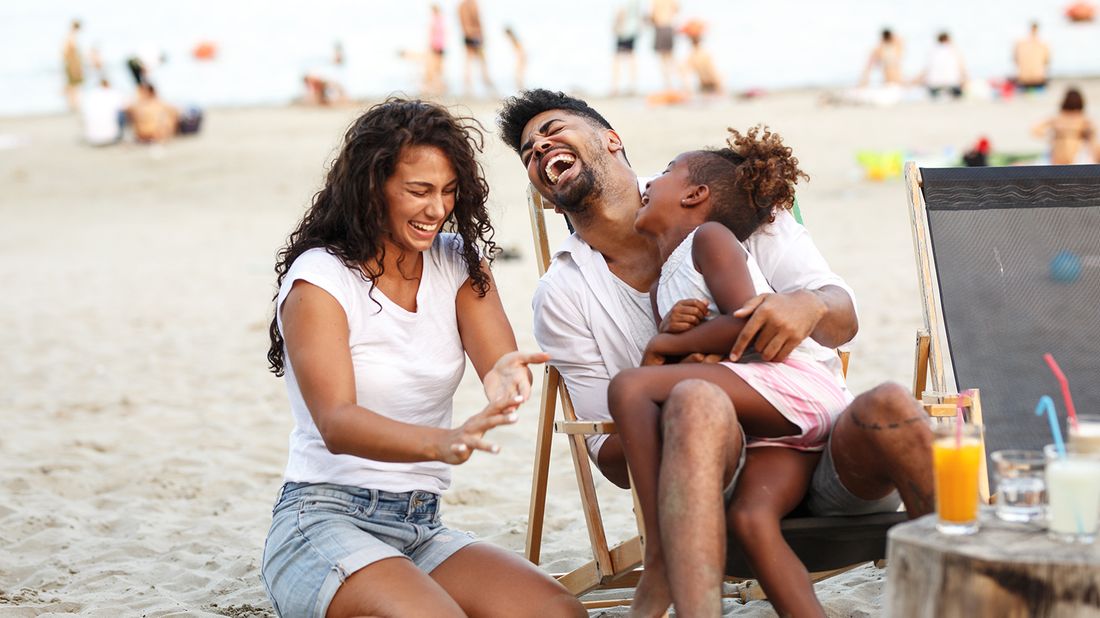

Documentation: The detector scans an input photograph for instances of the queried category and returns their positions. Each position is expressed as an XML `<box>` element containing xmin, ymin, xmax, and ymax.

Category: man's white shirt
<box><xmin>532</xmin><ymin>205</ymin><xmax>856</xmax><ymax>460</ymax></box>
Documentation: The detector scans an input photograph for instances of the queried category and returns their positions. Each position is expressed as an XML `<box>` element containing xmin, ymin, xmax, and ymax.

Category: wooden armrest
<box><xmin>921</xmin><ymin>391</ymin><xmax>975</xmax><ymax>418</ymax></box>
<box><xmin>554</xmin><ymin>420</ymin><xmax>618</xmax><ymax>435</ymax></box>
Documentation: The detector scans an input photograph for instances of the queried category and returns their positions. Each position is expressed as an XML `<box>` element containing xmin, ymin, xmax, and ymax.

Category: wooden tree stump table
<box><xmin>886</xmin><ymin>510</ymin><xmax>1100</xmax><ymax>617</ymax></box>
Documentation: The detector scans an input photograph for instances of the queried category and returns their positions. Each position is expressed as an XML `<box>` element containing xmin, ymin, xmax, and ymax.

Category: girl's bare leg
<box><xmin>608</xmin><ymin>364</ymin><xmax>796</xmax><ymax>617</ymax></box>
<box><xmin>326</xmin><ymin>557</ymin><xmax>465</xmax><ymax>618</ymax></box>
<box><xmin>727</xmin><ymin>448</ymin><xmax>825</xmax><ymax>618</ymax></box>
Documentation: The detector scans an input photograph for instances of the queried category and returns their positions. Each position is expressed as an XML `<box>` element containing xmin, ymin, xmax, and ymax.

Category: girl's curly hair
<box><xmin>267</xmin><ymin>98</ymin><xmax>496</xmax><ymax>376</ymax></box>
<box><xmin>686</xmin><ymin>125</ymin><xmax>809</xmax><ymax>241</ymax></box>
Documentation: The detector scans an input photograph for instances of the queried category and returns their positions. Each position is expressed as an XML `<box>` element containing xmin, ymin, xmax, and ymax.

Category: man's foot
<box><xmin>631</xmin><ymin>564</ymin><xmax>672</xmax><ymax>618</ymax></box>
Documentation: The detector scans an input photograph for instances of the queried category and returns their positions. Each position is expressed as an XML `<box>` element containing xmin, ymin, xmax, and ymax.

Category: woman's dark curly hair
<box><xmin>686</xmin><ymin>125</ymin><xmax>808</xmax><ymax>241</ymax></box>
<box><xmin>267</xmin><ymin>98</ymin><xmax>496</xmax><ymax>376</ymax></box>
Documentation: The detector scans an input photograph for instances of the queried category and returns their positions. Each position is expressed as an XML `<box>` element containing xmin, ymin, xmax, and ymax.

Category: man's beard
<box><xmin>549</xmin><ymin>164</ymin><xmax>602</xmax><ymax>220</ymax></box>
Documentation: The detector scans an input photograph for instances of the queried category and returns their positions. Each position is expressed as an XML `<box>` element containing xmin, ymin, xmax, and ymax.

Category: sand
<box><xmin>2</xmin><ymin>82</ymin><xmax>1097</xmax><ymax>616</ymax></box>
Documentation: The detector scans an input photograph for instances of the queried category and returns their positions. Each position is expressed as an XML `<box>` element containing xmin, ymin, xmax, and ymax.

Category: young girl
<box><xmin>608</xmin><ymin>126</ymin><xmax>851</xmax><ymax>617</ymax></box>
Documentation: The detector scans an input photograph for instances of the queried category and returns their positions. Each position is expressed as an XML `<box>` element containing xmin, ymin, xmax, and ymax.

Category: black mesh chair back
<box><xmin>915</xmin><ymin>164</ymin><xmax>1100</xmax><ymax>471</ymax></box>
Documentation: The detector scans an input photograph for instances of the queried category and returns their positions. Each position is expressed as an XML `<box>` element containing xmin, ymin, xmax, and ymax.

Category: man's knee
<box><xmin>663</xmin><ymin>379</ymin><xmax>730</xmax><ymax>423</ymax></box>
<box><xmin>839</xmin><ymin>381</ymin><xmax>929</xmax><ymax>449</ymax></box>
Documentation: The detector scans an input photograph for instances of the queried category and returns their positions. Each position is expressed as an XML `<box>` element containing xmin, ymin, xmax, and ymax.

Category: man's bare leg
<box><xmin>829</xmin><ymin>382</ymin><xmax>934</xmax><ymax>517</ymax></box>
<box><xmin>658</xmin><ymin>379</ymin><xmax>743</xmax><ymax>617</ymax></box>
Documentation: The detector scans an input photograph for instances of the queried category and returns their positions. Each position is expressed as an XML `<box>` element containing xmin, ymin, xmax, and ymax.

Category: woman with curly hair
<box><xmin>607</xmin><ymin>126</ymin><xmax>851</xmax><ymax>617</ymax></box>
<box><xmin>261</xmin><ymin>98</ymin><xmax>582</xmax><ymax>618</ymax></box>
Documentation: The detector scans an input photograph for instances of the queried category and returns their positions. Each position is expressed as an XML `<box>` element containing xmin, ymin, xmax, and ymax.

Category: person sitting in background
<box><xmin>81</xmin><ymin>78</ymin><xmax>126</xmax><ymax>146</ymax></box>
<box><xmin>920</xmin><ymin>32</ymin><xmax>967</xmax><ymax>99</ymax></box>
<box><xmin>128</xmin><ymin>84</ymin><xmax>178</xmax><ymax>143</ymax></box>
<box><xmin>1014</xmin><ymin>21</ymin><xmax>1050</xmax><ymax>90</ymax></box>
<box><xmin>680</xmin><ymin>20</ymin><xmax>722</xmax><ymax>96</ymax></box>
<box><xmin>1032</xmin><ymin>87</ymin><xmax>1098</xmax><ymax>164</ymax></box>
<box><xmin>860</xmin><ymin>28</ymin><xmax>904</xmax><ymax>86</ymax></box>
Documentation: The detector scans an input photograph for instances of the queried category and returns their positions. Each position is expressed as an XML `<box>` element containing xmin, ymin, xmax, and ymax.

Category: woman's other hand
<box><xmin>439</xmin><ymin>395</ymin><xmax>523</xmax><ymax>464</ymax></box>
<box><xmin>482</xmin><ymin>350</ymin><xmax>550</xmax><ymax>403</ymax></box>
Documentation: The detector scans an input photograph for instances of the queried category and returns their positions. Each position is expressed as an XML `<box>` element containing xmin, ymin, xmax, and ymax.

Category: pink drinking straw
<box><xmin>955</xmin><ymin>390</ymin><xmax>969</xmax><ymax>447</ymax></box>
<box><xmin>1043</xmin><ymin>353</ymin><xmax>1080</xmax><ymax>432</ymax></box>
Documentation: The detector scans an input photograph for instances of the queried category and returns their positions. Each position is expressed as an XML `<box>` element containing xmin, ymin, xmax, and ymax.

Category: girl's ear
<box><xmin>681</xmin><ymin>184</ymin><xmax>709</xmax><ymax>208</ymax></box>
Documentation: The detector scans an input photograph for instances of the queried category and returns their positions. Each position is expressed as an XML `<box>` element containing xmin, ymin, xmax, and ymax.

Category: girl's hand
<box><xmin>482</xmin><ymin>350</ymin><xmax>550</xmax><ymax>403</ymax></box>
<box><xmin>659</xmin><ymin>299</ymin><xmax>708</xmax><ymax>334</ymax></box>
<box><xmin>641</xmin><ymin>334</ymin><xmax>673</xmax><ymax>366</ymax></box>
<box><xmin>438</xmin><ymin>396</ymin><xmax>522</xmax><ymax>464</ymax></box>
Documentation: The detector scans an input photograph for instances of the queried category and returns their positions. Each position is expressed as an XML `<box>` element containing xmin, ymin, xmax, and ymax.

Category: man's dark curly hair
<box><xmin>267</xmin><ymin>98</ymin><xmax>496</xmax><ymax>376</ymax></box>
<box><xmin>686</xmin><ymin>125</ymin><xmax>808</xmax><ymax>241</ymax></box>
<box><xmin>497</xmin><ymin>89</ymin><xmax>615</xmax><ymax>153</ymax></box>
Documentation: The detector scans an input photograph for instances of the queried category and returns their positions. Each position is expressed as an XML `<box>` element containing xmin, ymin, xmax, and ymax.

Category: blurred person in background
<box><xmin>1013</xmin><ymin>21</ymin><xmax>1050</xmax><ymax>90</ymax></box>
<box><xmin>62</xmin><ymin>19</ymin><xmax>84</xmax><ymax>111</ymax></box>
<box><xmin>81</xmin><ymin>78</ymin><xmax>126</xmax><ymax>146</ymax></box>
<box><xmin>650</xmin><ymin>0</ymin><xmax>680</xmax><ymax>91</ymax></box>
<box><xmin>860</xmin><ymin>28</ymin><xmax>904</xmax><ymax>86</ymax></box>
<box><xmin>1033</xmin><ymin>87</ymin><xmax>1098</xmax><ymax>164</ymax></box>
<box><xmin>128</xmin><ymin>83</ymin><xmax>178</xmax><ymax>143</ymax></box>
<box><xmin>504</xmin><ymin>26</ymin><xmax>526</xmax><ymax>92</ymax></box>
<box><xmin>920</xmin><ymin>31</ymin><xmax>967</xmax><ymax>99</ymax></box>
<box><xmin>458</xmin><ymin>0</ymin><xmax>496</xmax><ymax>96</ymax></box>
<box><xmin>611</xmin><ymin>0</ymin><xmax>642</xmax><ymax>96</ymax></box>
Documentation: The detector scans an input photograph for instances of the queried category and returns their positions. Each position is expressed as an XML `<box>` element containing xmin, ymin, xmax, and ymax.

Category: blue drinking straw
<box><xmin>1036</xmin><ymin>396</ymin><xmax>1067</xmax><ymax>459</ymax></box>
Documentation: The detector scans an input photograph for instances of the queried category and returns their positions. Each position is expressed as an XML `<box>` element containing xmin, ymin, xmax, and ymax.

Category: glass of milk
<box><xmin>1044</xmin><ymin>444</ymin><xmax>1100</xmax><ymax>543</ymax></box>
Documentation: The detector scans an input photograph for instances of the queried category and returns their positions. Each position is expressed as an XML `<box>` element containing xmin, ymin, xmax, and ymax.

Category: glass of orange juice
<box><xmin>933</xmin><ymin>421</ymin><xmax>983</xmax><ymax>534</ymax></box>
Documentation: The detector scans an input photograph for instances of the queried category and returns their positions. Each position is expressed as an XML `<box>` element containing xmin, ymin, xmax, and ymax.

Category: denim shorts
<box><xmin>805</xmin><ymin>438</ymin><xmax>902</xmax><ymax>516</ymax></box>
<box><xmin>260</xmin><ymin>482</ymin><xmax>478</xmax><ymax>618</ymax></box>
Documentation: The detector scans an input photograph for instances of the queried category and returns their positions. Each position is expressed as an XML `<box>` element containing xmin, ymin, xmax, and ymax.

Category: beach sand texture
<box><xmin>2</xmin><ymin>84</ymin><xmax>1094</xmax><ymax>616</ymax></box>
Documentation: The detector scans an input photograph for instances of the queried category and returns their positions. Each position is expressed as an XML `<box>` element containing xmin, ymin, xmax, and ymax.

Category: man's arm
<box><xmin>734</xmin><ymin>209</ymin><xmax>859</xmax><ymax>361</ymax></box>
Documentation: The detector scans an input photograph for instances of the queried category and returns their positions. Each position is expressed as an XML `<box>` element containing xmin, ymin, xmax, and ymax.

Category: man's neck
<box><xmin>573</xmin><ymin>167</ymin><xmax>660</xmax><ymax>292</ymax></box>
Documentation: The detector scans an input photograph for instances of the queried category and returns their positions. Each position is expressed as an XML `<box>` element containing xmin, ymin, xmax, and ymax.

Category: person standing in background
<box><xmin>920</xmin><ymin>32</ymin><xmax>967</xmax><ymax>99</ymax></box>
<box><xmin>650</xmin><ymin>0</ymin><xmax>680</xmax><ymax>91</ymax></box>
<box><xmin>62</xmin><ymin>19</ymin><xmax>84</xmax><ymax>111</ymax></box>
<box><xmin>458</xmin><ymin>0</ymin><xmax>496</xmax><ymax>97</ymax></box>
<box><xmin>1014</xmin><ymin>21</ymin><xmax>1051</xmax><ymax>90</ymax></box>
<box><xmin>611</xmin><ymin>0</ymin><xmax>641</xmax><ymax>96</ymax></box>
<box><xmin>860</xmin><ymin>28</ymin><xmax>904</xmax><ymax>86</ymax></box>
<box><xmin>504</xmin><ymin>26</ymin><xmax>526</xmax><ymax>92</ymax></box>
<box><xmin>426</xmin><ymin>4</ymin><xmax>447</xmax><ymax>96</ymax></box>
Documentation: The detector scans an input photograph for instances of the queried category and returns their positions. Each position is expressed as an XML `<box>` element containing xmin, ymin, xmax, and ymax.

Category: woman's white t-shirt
<box><xmin>275</xmin><ymin>235</ymin><xmax>472</xmax><ymax>494</ymax></box>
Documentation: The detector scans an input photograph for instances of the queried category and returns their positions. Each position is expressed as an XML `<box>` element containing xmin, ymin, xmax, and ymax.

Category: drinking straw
<box><xmin>954</xmin><ymin>391</ymin><xmax>968</xmax><ymax>447</ymax></box>
<box><xmin>1036</xmin><ymin>395</ymin><xmax>1067</xmax><ymax>459</ymax></box>
<box><xmin>1043</xmin><ymin>353</ymin><xmax>1079</xmax><ymax>432</ymax></box>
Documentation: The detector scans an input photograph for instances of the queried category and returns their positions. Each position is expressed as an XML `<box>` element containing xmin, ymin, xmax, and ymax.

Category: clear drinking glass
<box><xmin>1068</xmin><ymin>414</ymin><xmax>1100</xmax><ymax>455</ymax></box>
<box><xmin>990</xmin><ymin>449</ymin><xmax>1046</xmax><ymax>524</ymax></box>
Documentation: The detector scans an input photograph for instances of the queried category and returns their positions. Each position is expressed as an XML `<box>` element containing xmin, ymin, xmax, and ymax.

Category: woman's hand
<box><xmin>438</xmin><ymin>395</ymin><xmax>523</xmax><ymax>464</ymax></box>
<box><xmin>659</xmin><ymin>298</ymin><xmax>708</xmax><ymax>334</ymax></box>
<box><xmin>482</xmin><ymin>350</ymin><xmax>550</xmax><ymax>403</ymax></box>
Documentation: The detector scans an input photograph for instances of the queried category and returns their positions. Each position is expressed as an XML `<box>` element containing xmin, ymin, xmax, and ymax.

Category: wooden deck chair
<box><xmin>907</xmin><ymin>162</ymin><xmax>1100</xmax><ymax>499</ymax></box>
<box><xmin>524</xmin><ymin>186</ymin><xmax>906</xmax><ymax>608</ymax></box>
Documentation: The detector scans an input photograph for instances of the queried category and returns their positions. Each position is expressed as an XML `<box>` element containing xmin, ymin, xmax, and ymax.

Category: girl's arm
<box><xmin>643</xmin><ymin>222</ymin><xmax>756</xmax><ymax>361</ymax></box>
<box><xmin>456</xmin><ymin>259</ymin><xmax>549</xmax><ymax>403</ymax></box>
<box><xmin>283</xmin><ymin>280</ymin><xmax>518</xmax><ymax>465</ymax></box>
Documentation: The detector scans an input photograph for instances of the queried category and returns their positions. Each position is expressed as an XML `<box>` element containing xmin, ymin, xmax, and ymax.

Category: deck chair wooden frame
<box><xmin>525</xmin><ymin>186</ymin><xmax>905</xmax><ymax>608</ymax></box>
<box><xmin>906</xmin><ymin>161</ymin><xmax>998</xmax><ymax>502</ymax></box>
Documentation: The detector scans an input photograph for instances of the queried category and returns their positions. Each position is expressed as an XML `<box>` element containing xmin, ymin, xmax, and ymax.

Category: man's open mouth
<box><xmin>544</xmin><ymin>153</ymin><xmax>576</xmax><ymax>185</ymax></box>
